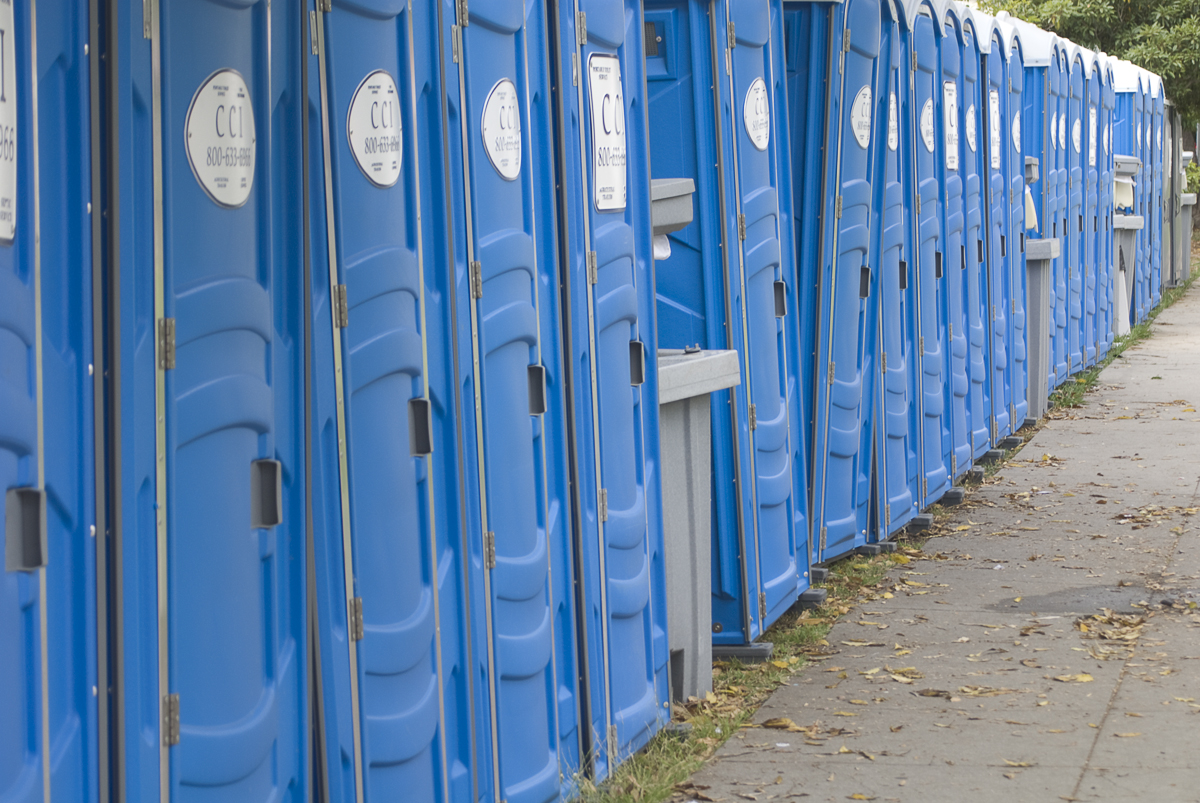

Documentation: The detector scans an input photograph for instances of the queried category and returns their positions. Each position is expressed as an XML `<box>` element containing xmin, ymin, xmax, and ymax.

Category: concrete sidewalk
<box><xmin>683</xmin><ymin>286</ymin><xmax>1200</xmax><ymax>802</ymax></box>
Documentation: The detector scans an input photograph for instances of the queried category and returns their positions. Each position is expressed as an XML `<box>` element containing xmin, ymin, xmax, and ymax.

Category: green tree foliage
<box><xmin>980</xmin><ymin>0</ymin><xmax>1200</xmax><ymax>127</ymax></box>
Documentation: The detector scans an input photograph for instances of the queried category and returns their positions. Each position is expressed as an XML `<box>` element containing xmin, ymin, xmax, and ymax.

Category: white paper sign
<box><xmin>850</xmin><ymin>85</ymin><xmax>872</xmax><ymax>149</ymax></box>
<box><xmin>482</xmin><ymin>78</ymin><xmax>521</xmax><ymax>180</ymax></box>
<box><xmin>743</xmin><ymin>76</ymin><xmax>770</xmax><ymax>151</ymax></box>
<box><xmin>942</xmin><ymin>82</ymin><xmax>958</xmax><ymax>170</ymax></box>
<box><xmin>1050</xmin><ymin>113</ymin><xmax>1057</xmax><ymax>149</ymax></box>
<box><xmin>1072</xmin><ymin>118</ymin><xmax>1081</xmax><ymax>154</ymax></box>
<box><xmin>1059</xmin><ymin>115</ymin><xmax>1066</xmax><ymax>152</ymax></box>
<box><xmin>347</xmin><ymin>70</ymin><xmax>402</xmax><ymax>188</ymax></box>
<box><xmin>921</xmin><ymin>98</ymin><xmax>934</xmax><ymax>153</ymax></box>
<box><xmin>589</xmin><ymin>55</ymin><xmax>627</xmax><ymax>210</ymax></box>
<box><xmin>1088</xmin><ymin>107</ymin><xmax>1096</xmax><ymax>167</ymax></box>
<box><xmin>0</xmin><ymin>0</ymin><xmax>16</xmax><ymax>241</ymax></box>
<box><xmin>989</xmin><ymin>89</ymin><xmax>1001</xmax><ymax>169</ymax></box>
<box><xmin>888</xmin><ymin>92</ymin><xmax>898</xmax><ymax>152</ymax></box>
<box><xmin>185</xmin><ymin>69</ymin><xmax>256</xmax><ymax>208</ymax></box>
<box><xmin>1012</xmin><ymin>110</ymin><xmax>1021</xmax><ymax>153</ymax></box>
<box><xmin>966</xmin><ymin>104</ymin><xmax>976</xmax><ymax>152</ymax></box>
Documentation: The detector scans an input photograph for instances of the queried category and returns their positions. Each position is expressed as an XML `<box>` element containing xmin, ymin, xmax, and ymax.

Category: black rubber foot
<box><xmin>983</xmin><ymin>449</ymin><xmax>1005</xmax><ymax>462</ymax></box>
<box><xmin>942</xmin><ymin>488</ymin><xmax>965</xmax><ymax>505</ymax></box>
<box><xmin>876</xmin><ymin>540</ymin><xmax>897</xmax><ymax>553</ymax></box>
<box><xmin>713</xmin><ymin>642</ymin><xmax>774</xmax><ymax>663</ymax></box>
<box><xmin>798</xmin><ymin>588</ymin><xmax>827</xmax><ymax>607</ymax></box>
<box><xmin>1022</xmin><ymin>417</ymin><xmax>1039</xmax><ymax>430</ymax></box>
<box><xmin>966</xmin><ymin>467</ymin><xmax>985</xmax><ymax>482</ymax></box>
<box><xmin>999</xmin><ymin>435</ymin><xmax>1024</xmax><ymax>449</ymax></box>
<box><xmin>856</xmin><ymin>543</ymin><xmax>883</xmax><ymax>556</ymax></box>
<box><xmin>809</xmin><ymin>566</ymin><xmax>829</xmax><ymax>584</ymax></box>
<box><xmin>664</xmin><ymin>722</ymin><xmax>693</xmax><ymax>738</ymax></box>
<box><xmin>908</xmin><ymin>514</ymin><xmax>934</xmax><ymax>532</ymax></box>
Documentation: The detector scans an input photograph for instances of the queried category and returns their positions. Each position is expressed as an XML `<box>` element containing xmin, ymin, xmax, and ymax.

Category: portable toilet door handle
<box><xmin>250</xmin><ymin>460</ymin><xmax>282</xmax><ymax>529</ymax></box>
<box><xmin>5</xmin><ymin>487</ymin><xmax>47</xmax><ymax>571</ymax></box>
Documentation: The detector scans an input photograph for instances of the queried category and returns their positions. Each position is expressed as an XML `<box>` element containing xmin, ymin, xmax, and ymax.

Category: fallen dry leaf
<box><xmin>1053</xmin><ymin>673</ymin><xmax>1095</xmax><ymax>683</ymax></box>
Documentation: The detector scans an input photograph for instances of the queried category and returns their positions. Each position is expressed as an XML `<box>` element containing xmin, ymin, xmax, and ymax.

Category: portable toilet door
<box><xmin>936</xmin><ymin>2</ymin><xmax>971</xmax><ymax>483</ymax></box>
<box><xmin>552</xmin><ymin>0</ymin><xmax>670</xmax><ymax>776</ymax></box>
<box><xmin>1082</xmin><ymin>51</ymin><xmax>1099</xmax><ymax>367</ymax></box>
<box><xmin>1150</xmin><ymin>75</ymin><xmax>1164</xmax><ymax>305</ymax></box>
<box><xmin>1051</xmin><ymin>45</ymin><xmax>1069</xmax><ymax>387</ymax></box>
<box><xmin>440</xmin><ymin>1</ymin><xmax>580</xmax><ymax>800</ymax></box>
<box><xmin>871</xmin><ymin>0</ymin><xmax>923</xmax><ymax>538</ymax></box>
<box><xmin>112</xmin><ymin>0</ymin><xmax>310</xmax><ymax>797</ymax></box>
<box><xmin>1096</xmin><ymin>56</ymin><xmax>1116</xmax><ymax>356</ymax></box>
<box><xmin>808</xmin><ymin>0</ymin><xmax>883</xmax><ymax>562</ymax></box>
<box><xmin>1065</xmin><ymin>46</ymin><xmax>1085</xmax><ymax>375</ymax></box>
<box><xmin>982</xmin><ymin>24</ymin><xmax>1012</xmax><ymax>442</ymax></box>
<box><xmin>1111</xmin><ymin>59</ymin><xmax>1138</xmax><ymax>331</ymax></box>
<box><xmin>1</xmin><ymin>3</ymin><xmax>52</xmax><ymax>800</ymax></box>
<box><xmin>304</xmin><ymin>2</ymin><xmax>485</xmax><ymax>800</ymax></box>
<box><xmin>959</xmin><ymin>7</ymin><xmax>993</xmax><ymax>463</ymax></box>
<box><xmin>906</xmin><ymin>0</ymin><xmax>952</xmax><ymax>509</ymax></box>
<box><xmin>1004</xmin><ymin>29</ymin><xmax>1029</xmax><ymax>428</ymax></box>
<box><xmin>1135</xmin><ymin>70</ymin><xmax>1149</xmax><ymax>322</ymax></box>
<box><xmin>37</xmin><ymin>1</ymin><xmax>103</xmax><ymax>799</ymax></box>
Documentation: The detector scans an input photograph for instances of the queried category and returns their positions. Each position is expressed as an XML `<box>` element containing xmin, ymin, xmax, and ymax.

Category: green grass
<box><xmin>1048</xmin><ymin>272</ymin><xmax>1197</xmax><ymax>410</ymax></box>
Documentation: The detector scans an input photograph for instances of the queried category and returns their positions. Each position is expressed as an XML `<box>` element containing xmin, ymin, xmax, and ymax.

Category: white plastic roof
<box><xmin>903</xmin><ymin>0</ymin><xmax>937</xmax><ymax>26</ymax></box>
<box><xmin>993</xmin><ymin>14</ymin><xmax>1020</xmax><ymax>61</ymax></box>
<box><xmin>994</xmin><ymin>11</ymin><xmax>1055</xmax><ymax>66</ymax></box>
<box><xmin>1111</xmin><ymin>59</ymin><xmax>1141</xmax><ymax>93</ymax></box>
<box><xmin>967</xmin><ymin>5</ymin><xmax>1000</xmax><ymax>54</ymax></box>
<box><xmin>1147</xmin><ymin>72</ymin><xmax>1163</xmax><ymax>99</ymax></box>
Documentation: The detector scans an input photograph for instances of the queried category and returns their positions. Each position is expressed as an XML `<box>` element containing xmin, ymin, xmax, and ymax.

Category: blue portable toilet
<box><xmin>111</xmin><ymin>0</ymin><xmax>311</xmax><ymax>798</ymax></box>
<box><xmin>1148</xmin><ymin>72</ymin><xmax>1164</xmax><ymax>307</ymax></box>
<box><xmin>428</xmin><ymin>1</ymin><xmax>588</xmax><ymax>801</ymax></box>
<box><xmin>1</xmin><ymin>1</ymin><xmax>101</xmax><ymax>799</ymax></box>
<box><xmin>302</xmin><ymin>2</ymin><xmax>489</xmax><ymax>801</ymax></box>
<box><xmin>1051</xmin><ymin>44</ymin><xmax>1070</xmax><ymax>386</ymax></box>
<box><xmin>552</xmin><ymin>0</ymin><xmax>671</xmax><ymax>778</ymax></box>
<box><xmin>981</xmin><ymin>19</ymin><xmax>1014</xmax><ymax>444</ymax></box>
<box><xmin>905</xmin><ymin>0</ymin><xmax>953</xmax><ymax>509</ymax></box>
<box><xmin>800</xmin><ymin>0</ymin><xmax>883</xmax><ymax>562</ymax></box>
<box><xmin>998</xmin><ymin>19</ymin><xmax>1029</xmax><ymax>429</ymax></box>
<box><xmin>1065</xmin><ymin>43</ymin><xmax>1085</xmax><ymax>375</ymax></box>
<box><xmin>1135</xmin><ymin>67</ymin><xmax>1151</xmax><ymax>322</ymax></box>
<box><xmin>956</xmin><ymin>4</ymin><xmax>994</xmax><ymax>463</ymax></box>
<box><xmin>651</xmin><ymin>0</ymin><xmax>808</xmax><ymax>647</ymax></box>
<box><xmin>1097</xmin><ymin>56</ymin><xmax>1116</xmax><ymax>356</ymax></box>
<box><xmin>1112</xmin><ymin>59</ymin><xmax>1142</xmax><ymax>331</ymax></box>
<box><xmin>935</xmin><ymin>1</ymin><xmax>972</xmax><ymax>483</ymax></box>
<box><xmin>1081</xmin><ymin>49</ymin><xmax>1099</xmax><ymax>367</ymax></box>
<box><xmin>870</xmin><ymin>0</ymin><xmax>924</xmax><ymax>539</ymax></box>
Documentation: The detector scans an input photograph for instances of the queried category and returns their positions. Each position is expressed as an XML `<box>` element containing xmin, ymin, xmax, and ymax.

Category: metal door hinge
<box><xmin>835</xmin><ymin>195</ymin><xmax>843</xmax><ymax>219</ymax></box>
<box><xmin>881</xmin><ymin>352</ymin><xmax>887</xmax><ymax>373</ymax></box>
<box><xmin>916</xmin><ymin>197</ymin><xmax>922</xmax><ymax>214</ymax></box>
<box><xmin>991</xmin><ymin>417</ymin><xmax>997</xmax><ymax>441</ymax></box>
<box><xmin>143</xmin><ymin>0</ymin><xmax>152</xmax><ymax>38</ymax></box>
<box><xmin>948</xmin><ymin>321</ymin><xmax>953</xmax><ymax>339</ymax></box>
<box><xmin>162</xmin><ymin>694</ymin><xmax>180</xmax><ymax>746</ymax></box>
<box><xmin>923</xmin><ymin>478</ymin><xmax>928</xmax><ymax>497</ymax></box>
<box><xmin>577</xmin><ymin>11</ymin><xmax>587</xmax><ymax>45</ymax></box>
<box><xmin>483</xmin><ymin>531</ymin><xmax>496</xmax><ymax>569</ymax></box>
<box><xmin>598</xmin><ymin>489</ymin><xmax>609</xmax><ymax>522</ymax></box>
<box><xmin>911</xmin><ymin>51</ymin><xmax>917</xmax><ymax>71</ymax></box>
<box><xmin>587</xmin><ymin>251</ymin><xmax>598</xmax><ymax>284</ymax></box>
<box><xmin>456</xmin><ymin>0</ymin><xmax>468</xmax><ymax>25</ymax></box>
<box><xmin>1011</xmin><ymin>298</ymin><xmax>1017</xmax><ymax>314</ymax></box>
<box><xmin>317</xmin><ymin>0</ymin><xmax>331</xmax><ymax>11</ymax></box>
<box><xmin>452</xmin><ymin>25</ymin><xmax>461</xmax><ymax>63</ymax></box>
<box><xmin>827</xmin><ymin>362</ymin><xmax>835</xmax><ymax>384</ymax></box>
<box><xmin>737</xmin><ymin>214</ymin><xmax>746</xmax><ymax>240</ymax></box>
<box><xmin>919</xmin><ymin>336</ymin><xmax>925</xmax><ymax>354</ymax></box>
<box><xmin>951</xmin><ymin>455</ymin><xmax>957</xmax><ymax>475</ymax></box>
<box><xmin>748</xmin><ymin>403</ymin><xmax>758</xmax><ymax>430</ymax></box>
<box><xmin>333</xmin><ymin>284</ymin><xmax>349</xmax><ymax>327</ymax></box>
<box><xmin>758</xmin><ymin>592</ymin><xmax>767</xmax><ymax>619</ymax></box>
<box><xmin>309</xmin><ymin>12</ymin><xmax>318</xmax><ymax>54</ymax></box>
<box><xmin>843</xmin><ymin>29</ymin><xmax>851</xmax><ymax>52</ymax></box>
<box><xmin>158</xmin><ymin>318</ymin><xmax>176</xmax><ymax>370</ymax></box>
<box><xmin>571</xmin><ymin>51</ymin><xmax>578</xmax><ymax>85</ymax></box>
<box><xmin>885</xmin><ymin>504</ymin><xmax>891</xmax><ymax>526</ymax></box>
<box><xmin>349</xmin><ymin>597</ymin><xmax>365</xmax><ymax>640</ymax></box>
<box><xmin>819</xmin><ymin>526</ymin><xmax>828</xmax><ymax>551</ymax></box>
<box><xmin>607</xmin><ymin>725</ymin><xmax>619</xmax><ymax>762</ymax></box>
<box><xmin>470</xmin><ymin>261</ymin><xmax>484</xmax><ymax>298</ymax></box>
<box><xmin>727</xmin><ymin>21</ymin><xmax>736</xmax><ymax>49</ymax></box>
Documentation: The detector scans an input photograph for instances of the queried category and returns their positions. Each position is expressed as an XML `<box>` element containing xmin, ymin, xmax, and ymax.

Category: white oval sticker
<box><xmin>921</xmin><ymin>98</ymin><xmax>934</xmax><ymax>153</ymax></box>
<box><xmin>850</xmin><ymin>85</ymin><xmax>872</xmax><ymax>149</ymax></box>
<box><xmin>1072</xmin><ymin>118</ymin><xmax>1081</xmax><ymax>154</ymax></box>
<box><xmin>1011</xmin><ymin>110</ymin><xmax>1021</xmax><ymax>153</ymax></box>
<box><xmin>482</xmin><ymin>78</ymin><xmax>522</xmax><ymax>180</ymax></box>
<box><xmin>1059</xmin><ymin>115</ymin><xmax>1066</xmax><ymax>152</ymax></box>
<box><xmin>0</xmin><ymin>0</ymin><xmax>16</xmax><ymax>242</ymax></box>
<box><xmin>1050</xmin><ymin>113</ymin><xmax>1057</xmax><ymax>149</ymax></box>
<box><xmin>888</xmin><ymin>92</ymin><xmax>898</xmax><ymax>152</ymax></box>
<box><xmin>1157</xmin><ymin>125</ymin><xmax>1162</xmax><ymax>150</ymax></box>
<box><xmin>1136</xmin><ymin>122</ymin><xmax>1142</xmax><ymax>153</ymax></box>
<box><xmin>966</xmin><ymin>104</ymin><xmax>976</xmax><ymax>153</ymax></box>
<box><xmin>989</xmin><ymin>89</ymin><xmax>1001</xmax><ymax>170</ymax></box>
<box><xmin>942</xmin><ymin>82</ymin><xmax>958</xmax><ymax>170</ymax></box>
<box><xmin>589</xmin><ymin>54</ymin><xmax>627</xmax><ymax>211</ymax></box>
<box><xmin>185</xmin><ymin>69</ymin><xmax>257</xmax><ymax>208</ymax></box>
<box><xmin>347</xmin><ymin>70</ymin><xmax>402</xmax><ymax>188</ymax></box>
<box><xmin>743</xmin><ymin>76</ymin><xmax>770</xmax><ymax>151</ymax></box>
<box><xmin>1106</xmin><ymin>124</ymin><xmax>1111</xmax><ymax>157</ymax></box>
<box><xmin>1088</xmin><ymin>107</ymin><xmax>1096</xmax><ymax>167</ymax></box>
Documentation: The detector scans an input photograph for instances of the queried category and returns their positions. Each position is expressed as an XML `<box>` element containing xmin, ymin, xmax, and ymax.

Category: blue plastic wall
<box><xmin>1051</xmin><ymin>47</ymin><xmax>1069</xmax><ymax>387</ymax></box>
<box><xmin>871</xmin><ymin>0</ymin><xmax>922</xmax><ymax>539</ymax></box>
<box><xmin>553</xmin><ymin>0</ymin><xmax>668</xmax><ymax>776</ymax></box>
<box><xmin>960</xmin><ymin>18</ymin><xmax>992</xmax><ymax>463</ymax></box>
<box><xmin>810</xmin><ymin>0</ymin><xmax>882</xmax><ymax>561</ymax></box>
<box><xmin>1150</xmin><ymin>88</ymin><xmax>1163</xmax><ymax>306</ymax></box>
<box><xmin>1005</xmin><ymin>36</ymin><xmax>1028</xmax><ymax>427</ymax></box>
<box><xmin>1066</xmin><ymin>52</ymin><xmax>1084</xmax><ymax>374</ymax></box>
<box><xmin>1098</xmin><ymin>64</ymin><xmax>1115</xmax><ymax>356</ymax></box>
<box><xmin>984</xmin><ymin>31</ymin><xmax>1012</xmax><ymax>442</ymax></box>
<box><xmin>938</xmin><ymin>10</ymin><xmax>970</xmax><ymax>482</ymax></box>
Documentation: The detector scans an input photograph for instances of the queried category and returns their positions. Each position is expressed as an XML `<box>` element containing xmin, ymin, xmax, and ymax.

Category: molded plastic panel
<box><xmin>984</xmin><ymin>35</ymin><xmax>1012</xmax><ymax>442</ymax></box>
